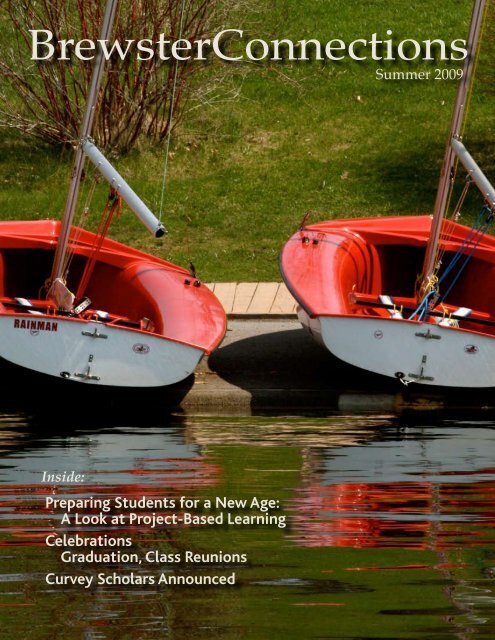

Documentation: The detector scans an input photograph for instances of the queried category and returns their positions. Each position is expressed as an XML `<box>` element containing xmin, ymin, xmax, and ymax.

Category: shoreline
<box><xmin>180</xmin><ymin>318</ymin><xmax>495</xmax><ymax>414</ymax></box>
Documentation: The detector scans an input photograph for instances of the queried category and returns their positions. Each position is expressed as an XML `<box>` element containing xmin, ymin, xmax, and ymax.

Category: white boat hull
<box><xmin>298</xmin><ymin>308</ymin><xmax>495</xmax><ymax>388</ymax></box>
<box><xmin>0</xmin><ymin>314</ymin><xmax>203</xmax><ymax>388</ymax></box>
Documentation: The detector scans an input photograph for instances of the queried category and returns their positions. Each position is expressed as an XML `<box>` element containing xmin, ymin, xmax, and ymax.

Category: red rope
<box><xmin>76</xmin><ymin>192</ymin><xmax>122</xmax><ymax>300</ymax></box>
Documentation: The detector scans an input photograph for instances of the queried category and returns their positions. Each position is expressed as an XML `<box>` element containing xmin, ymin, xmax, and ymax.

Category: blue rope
<box><xmin>438</xmin><ymin>206</ymin><xmax>490</xmax><ymax>286</ymax></box>
<box><xmin>409</xmin><ymin>289</ymin><xmax>438</xmax><ymax>322</ymax></box>
<box><xmin>438</xmin><ymin>206</ymin><xmax>493</xmax><ymax>303</ymax></box>
<box><xmin>409</xmin><ymin>205</ymin><xmax>493</xmax><ymax>321</ymax></box>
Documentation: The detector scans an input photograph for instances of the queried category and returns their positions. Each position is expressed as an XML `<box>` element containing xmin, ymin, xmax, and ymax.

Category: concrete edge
<box><xmin>227</xmin><ymin>313</ymin><xmax>298</xmax><ymax>320</ymax></box>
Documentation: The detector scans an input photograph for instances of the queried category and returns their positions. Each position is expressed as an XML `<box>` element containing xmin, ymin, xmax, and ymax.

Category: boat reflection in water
<box><xmin>290</xmin><ymin>423</ymin><xmax>495</xmax><ymax>550</ymax></box>
<box><xmin>1</xmin><ymin>413</ymin><xmax>495</xmax><ymax>639</ymax></box>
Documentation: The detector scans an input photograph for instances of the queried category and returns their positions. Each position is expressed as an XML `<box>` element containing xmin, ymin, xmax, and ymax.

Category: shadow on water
<box><xmin>0</xmin><ymin>359</ymin><xmax>195</xmax><ymax>420</ymax></box>
<box><xmin>0</xmin><ymin>410</ymin><xmax>189</xmax><ymax>459</ymax></box>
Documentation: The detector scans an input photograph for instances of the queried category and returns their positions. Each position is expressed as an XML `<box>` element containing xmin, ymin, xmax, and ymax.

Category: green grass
<box><xmin>0</xmin><ymin>0</ymin><xmax>494</xmax><ymax>281</ymax></box>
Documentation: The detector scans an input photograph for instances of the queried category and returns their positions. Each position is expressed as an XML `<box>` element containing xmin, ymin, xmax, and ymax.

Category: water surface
<box><xmin>0</xmin><ymin>412</ymin><xmax>494</xmax><ymax>639</ymax></box>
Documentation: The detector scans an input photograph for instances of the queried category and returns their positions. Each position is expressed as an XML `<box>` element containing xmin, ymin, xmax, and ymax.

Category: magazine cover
<box><xmin>1</xmin><ymin>0</ymin><xmax>495</xmax><ymax>638</ymax></box>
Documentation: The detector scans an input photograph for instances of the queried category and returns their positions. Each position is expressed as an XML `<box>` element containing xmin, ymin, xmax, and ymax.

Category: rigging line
<box><xmin>435</xmin><ymin>176</ymin><xmax>472</xmax><ymax>270</ymax></box>
<box><xmin>62</xmin><ymin>166</ymin><xmax>101</xmax><ymax>280</ymax></box>
<box><xmin>429</xmin><ymin>157</ymin><xmax>461</xmax><ymax>288</ymax></box>
<box><xmin>438</xmin><ymin>209</ymin><xmax>485</xmax><ymax>280</ymax></box>
<box><xmin>158</xmin><ymin>0</ymin><xmax>187</xmax><ymax>223</ymax></box>
<box><xmin>437</xmin><ymin>199</ymin><xmax>484</xmax><ymax>282</ymax></box>
<box><xmin>439</xmin><ymin>206</ymin><xmax>493</xmax><ymax>303</ymax></box>
<box><xmin>452</xmin><ymin>175</ymin><xmax>472</xmax><ymax>220</ymax></box>
<box><xmin>440</xmin><ymin>225</ymin><xmax>490</xmax><ymax>302</ymax></box>
<box><xmin>59</xmin><ymin>155</ymin><xmax>92</xmax><ymax>282</ymax></box>
<box><xmin>76</xmin><ymin>194</ymin><xmax>122</xmax><ymax>300</ymax></box>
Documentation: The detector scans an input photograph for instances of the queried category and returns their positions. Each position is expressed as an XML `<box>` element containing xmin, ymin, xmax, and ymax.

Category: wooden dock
<box><xmin>206</xmin><ymin>282</ymin><xmax>297</xmax><ymax>317</ymax></box>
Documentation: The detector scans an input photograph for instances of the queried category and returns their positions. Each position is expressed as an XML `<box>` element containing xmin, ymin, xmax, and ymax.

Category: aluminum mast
<box><xmin>419</xmin><ymin>0</ymin><xmax>488</xmax><ymax>299</ymax></box>
<box><xmin>50</xmin><ymin>0</ymin><xmax>120</xmax><ymax>285</ymax></box>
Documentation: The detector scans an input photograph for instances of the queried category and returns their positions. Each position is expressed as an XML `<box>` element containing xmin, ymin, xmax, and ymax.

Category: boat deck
<box><xmin>206</xmin><ymin>282</ymin><xmax>297</xmax><ymax>318</ymax></box>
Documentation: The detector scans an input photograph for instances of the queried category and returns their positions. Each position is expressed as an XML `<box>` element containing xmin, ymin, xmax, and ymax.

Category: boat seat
<box><xmin>15</xmin><ymin>297</ymin><xmax>44</xmax><ymax>316</ymax></box>
<box><xmin>435</xmin><ymin>306</ymin><xmax>472</xmax><ymax>327</ymax></box>
<box><xmin>452</xmin><ymin>307</ymin><xmax>472</xmax><ymax>318</ymax></box>
<box><xmin>379</xmin><ymin>295</ymin><xmax>403</xmax><ymax>319</ymax></box>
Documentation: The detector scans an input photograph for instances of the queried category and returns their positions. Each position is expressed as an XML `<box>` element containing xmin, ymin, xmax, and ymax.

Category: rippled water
<box><xmin>1</xmin><ymin>411</ymin><xmax>495</xmax><ymax>639</ymax></box>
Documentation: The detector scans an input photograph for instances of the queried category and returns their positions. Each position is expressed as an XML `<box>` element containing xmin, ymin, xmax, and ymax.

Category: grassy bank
<box><xmin>0</xmin><ymin>0</ymin><xmax>494</xmax><ymax>281</ymax></box>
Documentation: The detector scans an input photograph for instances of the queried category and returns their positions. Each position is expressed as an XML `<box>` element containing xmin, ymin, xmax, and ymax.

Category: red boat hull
<box><xmin>281</xmin><ymin>216</ymin><xmax>495</xmax><ymax>388</ymax></box>
<box><xmin>0</xmin><ymin>220</ymin><xmax>226</xmax><ymax>387</ymax></box>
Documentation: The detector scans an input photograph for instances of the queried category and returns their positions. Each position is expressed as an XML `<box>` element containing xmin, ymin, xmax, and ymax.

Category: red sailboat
<box><xmin>0</xmin><ymin>0</ymin><xmax>225</xmax><ymax>389</ymax></box>
<box><xmin>281</xmin><ymin>0</ymin><xmax>495</xmax><ymax>388</ymax></box>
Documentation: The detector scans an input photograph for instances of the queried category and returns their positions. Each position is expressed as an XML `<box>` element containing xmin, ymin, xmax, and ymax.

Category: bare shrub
<box><xmin>0</xmin><ymin>0</ymin><xmax>222</xmax><ymax>152</ymax></box>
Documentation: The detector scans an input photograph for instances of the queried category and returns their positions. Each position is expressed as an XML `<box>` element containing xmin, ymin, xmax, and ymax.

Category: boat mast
<box><xmin>419</xmin><ymin>0</ymin><xmax>487</xmax><ymax>300</ymax></box>
<box><xmin>49</xmin><ymin>0</ymin><xmax>119</xmax><ymax>285</ymax></box>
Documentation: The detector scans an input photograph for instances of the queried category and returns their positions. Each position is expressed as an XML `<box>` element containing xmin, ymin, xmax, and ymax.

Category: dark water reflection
<box><xmin>0</xmin><ymin>412</ymin><xmax>494</xmax><ymax>639</ymax></box>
